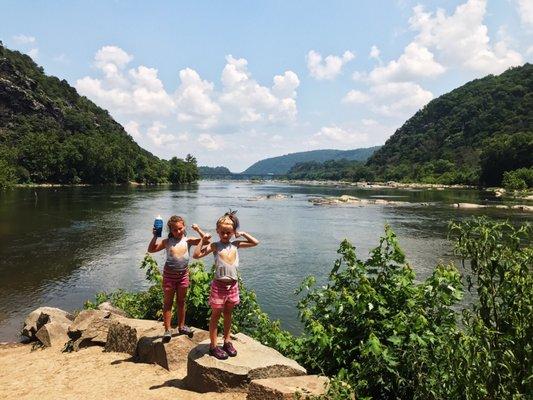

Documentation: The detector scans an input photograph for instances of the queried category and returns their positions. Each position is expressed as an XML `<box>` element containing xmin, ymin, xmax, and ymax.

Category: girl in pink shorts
<box><xmin>148</xmin><ymin>215</ymin><xmax>210</xmax><ymax>342</ymax></box>
<box><xmin>192</xmin><ymin>211</ymin><xmax>259</xmax><ymax>360</ymax></box>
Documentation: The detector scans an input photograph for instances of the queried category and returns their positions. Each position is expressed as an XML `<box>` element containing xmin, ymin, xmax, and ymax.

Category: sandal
<box><xmin>223</xmin><ymin>341</ymin><xmax>237</xmax><ymax>357</ymax></box>
<box><xmin>209</xmin><ymin>346</ymin><xmax>228</xmax><ymax>360</ymax></box>
<box><xmin>178</xmin><ymin>325</ymin><xmax>193</xmax><ymax>337</ymax></box>
<box><xmin>163</xmin><ymin>330</ymin><xmax>172</xmax><ymax>343</ymax></box>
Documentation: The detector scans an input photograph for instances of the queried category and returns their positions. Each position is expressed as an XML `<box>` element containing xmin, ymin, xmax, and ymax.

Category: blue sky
<box><xmin>2</xmin><ymin>0</ymin><xmax>532</xmax><ymax>171</ymax></box>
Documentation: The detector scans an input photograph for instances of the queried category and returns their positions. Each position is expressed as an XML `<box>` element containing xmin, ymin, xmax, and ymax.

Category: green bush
<box><xmin>295</xmin><ymin>227</ymin><xmax>464</xmax><ymax>399</ymax></box>
<box><xmin>502</xmin><ymin>167</ymin><xmax>533</xmax><ymax>191</ymax></box>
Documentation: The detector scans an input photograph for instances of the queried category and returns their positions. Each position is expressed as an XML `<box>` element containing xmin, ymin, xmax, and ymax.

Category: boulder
<box><xmin>104</xmin><ymin>318</ymin><xmax>162</xmax><ymax>355</ymax></box>
<box><xmin>452</xmin><ymin>203</ymin><xmax>487</xmax><ymax>209</ymax></box>
<box><xmin>186</xmin><ymin>333</ymin><xmax>306</xmax><ymax>393</ymax></box>
<box><xmin>35</xmin><ymin>320</ymin><xmax>70</xmax><ymax>348</ymax></box>
<box><xmin>68</xmin><ymin>309</ymin><xmax>115</xmax><ymax>350</ymax></box>
<box><xmin>247</xmin><ymin>375</ymin><xmax>329</xmax><ymax>400</ymax></box>
<box><xmin>137</xmin><ymin>328</ymin><xmax>210</xmax><ymax>371</ymax></box>
<box><xmin>97</xmin><ymin>301</ymin><xmax>129</xmax><ymax>317</ymax></box>
<box><xmin>22</xmin><ymin>307</ymin><xmax>74</xmax><ymax>340</ymax></box>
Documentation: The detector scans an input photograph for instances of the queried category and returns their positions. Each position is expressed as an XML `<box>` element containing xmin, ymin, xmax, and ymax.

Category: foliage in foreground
<box><xmin>85</xmin><ymin>218</ymin><xmax>532</xmax><ymax>399</ymax></box>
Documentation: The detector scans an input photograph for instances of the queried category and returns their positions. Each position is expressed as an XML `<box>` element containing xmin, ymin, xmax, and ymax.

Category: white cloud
<box><xmin>368</xmin><ymin>82</ymin><xmax>433</xmax><ymax>117</ymax></box>
<box><xmin>368</xmin><ymin>42</ymin><xmax>445</xmax><ymax>83</ymax></box>
<box><xmin>146</xmin><ymin>122</ymin><xmax>175</xmax><ymax>146</ymax></box>
<box><xmin>409</xmin><ymin>0</ymin><xmax>523</xmax><ymax>74</ymax></box>
<box><xmin>362</xmin><ymin>118</ymin><xmax>378</xmax><ymax>126</ymax></box>
<box><xmin>369</xmin><ymin>45</ymin><xmax>381</xmax><ymax>61</ymax></box>
<box><xmin>27</xmin><ymin>48</ymin><xmax>39</xmax><ymax>60</ymax></box>
<box><xmin>342</xmin><ymin>90</ymin><xmax>370</xmax><ymax>104</ymax></box>
<box><xmin>197</xmin><ymin>133</ymin><xmax>221</xmax><ymax>150</ymax></box>
<box><xmin>309</xmin><ymin>125</ymin><xmax>368</xmax><ymax>148</ymax></box>
<box><xmin>175</xmin><ymin>68</ymin><xmax>220</xmax><ymax>129</ymax></box>
<box><xmin>343</xmin><ymin>82</ymin><xmax>433</xmax><ymax>118</ymax></box>
<box><xmin>516</xmin><ymin>0</ymin><xmax>533</xmax><ymax>27</ymax></box>
<box><xmin>219</xmin><ymin>55</ymin><xmax>299</xmax><ymax>124</ymax></box>
<box><xmin>307</xmin><ymin>50</ymin><xmax>355</xmax><ymax>80</ymax></box>
<box><xmin>12</xmin><ymin>34</ymin><xmax>36</xmax><ymax>44</ymax></box>
<box><xmin>124</xmin><ymin>121</ymin><xmax>142</xmax><ymax>140</ymax></box>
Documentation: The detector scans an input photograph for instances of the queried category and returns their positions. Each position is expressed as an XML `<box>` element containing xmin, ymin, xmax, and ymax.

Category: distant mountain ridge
<box><xmin>242</xmin><ymin>147</ymin><xmax>381</xmax><ymax>175</ymax></box>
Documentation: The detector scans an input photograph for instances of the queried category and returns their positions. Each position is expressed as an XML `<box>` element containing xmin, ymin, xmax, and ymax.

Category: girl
<box><xmin>192</xmin><ymin>211</ymin><xmax>259</xmax><ymax>360</ymax></box>
<box><xmin>148</xmin><ymin>215</ymin><xmax>210</xmax><ymax>342</ymax></box>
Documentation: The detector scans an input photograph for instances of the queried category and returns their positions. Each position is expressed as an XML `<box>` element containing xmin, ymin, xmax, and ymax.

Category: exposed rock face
<box><xmin>186</xmin><ymin>333</ymin><xmax>306</xmax><ymax>393</ymax></box>
<box><xmin>247</xmin><ymin>375</ymin><xmax>329</xmax><ymax>400</ymax></box>
<box><xmin>35</xmin><ymin>320</ymin><xmax>70</xmax><ymax>348</ymax></box>
<box><xmin>137</xmin><ymin>328</ymin><xmax>210</xmax><ymax>371</ymax></box>
<box><xmin>104</xmin><ymin>318</ymin><xmax>163</xmax><ymax>355</ymax></box>
<box><xmin>22</xmin><ymin>307</ymin><xmax>74</xmax><ymax>341</ymax></box>
<box><xmin>68</xmin><ymin>309</ymin><xmax>114</xmax><ymax>350</ymax></box>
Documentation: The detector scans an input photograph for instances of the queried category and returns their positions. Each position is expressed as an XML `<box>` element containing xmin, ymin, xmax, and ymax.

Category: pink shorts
<box><xmin>162</xmin><ymin>267</ymin><xmax>189</xmax><ymax>292</ymax></box>
<box><xmin>208</xmin><ymin>279</ymin><xmax>240</xmax><ymax>309</ymax></box>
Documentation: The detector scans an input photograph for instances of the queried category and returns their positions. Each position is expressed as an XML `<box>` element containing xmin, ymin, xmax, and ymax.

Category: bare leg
<box><xmin>176</xmin><ymin>286</ymin><xmax>187</xmax><ymax>329</ymax></box>
<box><xmin>222</xmin><ymin>303</ymin><xmax>235</xmax><ymax>343</ymax></box>
<box><xmin>163</xmin><ymin>288</ymin><xmax>175</xmax><ymax>331</ymax></box>
<box><xmin>209</xmin><ymin>308</ymin><xmax>223</xmax><ymax>348</ymax></box>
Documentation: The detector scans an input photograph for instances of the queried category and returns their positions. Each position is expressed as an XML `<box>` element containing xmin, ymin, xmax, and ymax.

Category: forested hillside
<box><xmin>367</xmin><ymin>64</ymin><xmax>532</xmax><ymax>186</ymax></box>
<box><xmin>0</xmin><ymin>42</ymin><xmax>198</xmax><ymax>187</ymax></box>
<box><xmin>242</xmin><ymin>147</ymin><xmax>380</xmax><ymax>175</ymax></box>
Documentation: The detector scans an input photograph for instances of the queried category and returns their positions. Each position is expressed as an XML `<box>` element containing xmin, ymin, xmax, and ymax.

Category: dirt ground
<box><xmin>0</xmin><ymin>343</ymin><xmax>246</xmax><ymax>400</ymax></box>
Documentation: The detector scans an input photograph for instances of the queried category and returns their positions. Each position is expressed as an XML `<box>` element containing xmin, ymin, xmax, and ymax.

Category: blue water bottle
<box><xmin>154</xmin><ymin>215</ymin><xmax>163</xmax><ymax>237</ymax></box>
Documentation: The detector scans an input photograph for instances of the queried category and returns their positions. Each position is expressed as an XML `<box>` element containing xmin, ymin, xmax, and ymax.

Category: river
<box><xmin>0</xmin><ymin>181</ymin><xmax>530</xmax><ymax>341</ymax></box>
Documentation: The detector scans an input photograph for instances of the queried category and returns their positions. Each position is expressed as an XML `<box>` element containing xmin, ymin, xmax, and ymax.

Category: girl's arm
<box><xmin>188</xmin><ymin>224</ymin><xmax>212</xmax><ymax>246</ymax></box>
<box><xmin>193</xmin><ymin>242</ymin><xmax>216</xmax><ymax>259</ymax></box>
<box><xmin>147</xmin><ymin>228</ymin><xmax>167</xmax><ymax>253</ymax></box>
<box><xmin>233</xmin><ymin>231</ymin><xmax>259</xmax><ymax>248</ymax></box>
<box><xmin>191</xmin><ymin>224</ymin><xmax>215</xmax><ymax>258</ymax></box>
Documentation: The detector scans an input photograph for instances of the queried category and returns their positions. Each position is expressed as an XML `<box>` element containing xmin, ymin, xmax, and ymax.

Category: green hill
<box><xmin>367</xmin><ymin>64</ymin><xmax>532</xmax><ymax>186</ymax></box>
<box><xmin>242</xmin><ymin>147</ymin><xmax>380</xmax><ymax>175</ymax></box>
<box><xmin>0</xmin><ymin>42</ymin><xmax>198</xmax><ymax>187</ymax></box>
<box><xmin>198</xmin><ymin>166</ymin><xmax>233</xmax><ymax>178</ymax></box>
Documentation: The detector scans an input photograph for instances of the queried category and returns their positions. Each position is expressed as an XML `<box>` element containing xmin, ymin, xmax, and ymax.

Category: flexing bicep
<box><xmin>233</xmin><ymin>240</ymin><xmax>258</xmax><ymax>249</ymax></box>
<box><xmin>194</xmin><ymin>242</ymin><xmax>216</xmax><ymax>258</ymax></box>
<box><xmin>149</xmin><ymin>238</ymin><xmax>167</xmax><ymax>253</ymax></box>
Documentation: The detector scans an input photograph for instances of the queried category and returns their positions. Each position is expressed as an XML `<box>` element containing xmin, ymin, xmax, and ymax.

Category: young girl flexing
<box><xmin>192</xmin><ymin>211</ymin><xmax>259</xmax><ymax>359</ymax></box>
<box><xmin>148</xmin><ymin>215</ymin><xmax>210</xmax><ymax>342</ymax></box>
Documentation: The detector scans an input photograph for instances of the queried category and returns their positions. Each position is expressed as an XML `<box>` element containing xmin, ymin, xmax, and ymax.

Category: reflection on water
<box><xmin>0</xmin><ymin>182</ymin><xmax>530</xmax><ymax>340</ymax></box>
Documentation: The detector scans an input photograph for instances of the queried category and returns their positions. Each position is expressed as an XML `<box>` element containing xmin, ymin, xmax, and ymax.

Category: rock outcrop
<box><xmin>137</xmin><ymin>328</ymin><xmax>210</xmax><ymax>371</ymax></box>
<box><xmin>22</xmin><ymin>307</ymin><xmax>74</xmax><ymax>341</ymax></box>
<box><xmin>247</xmin><ymin>375</ymin><xmax>329</xmax><ymax>400</ymax></box>
<box><xmin>186</xmin><ymin>333</ymin><xmax>306</xmax><ymax>393</ymax></box>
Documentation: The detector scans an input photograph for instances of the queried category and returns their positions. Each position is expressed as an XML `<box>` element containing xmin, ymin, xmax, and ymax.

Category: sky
<box><xmin>1</xmin><ymin>0</ymin><xmax>532</xmax><ymax>171</ymax></box>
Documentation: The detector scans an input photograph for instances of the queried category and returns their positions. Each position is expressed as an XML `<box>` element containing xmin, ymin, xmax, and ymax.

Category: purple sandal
<box><xmin>209</xmin><ymin>346</ymin><xmax>228</xmax><ymax>360</ymax></box>
<box><xmin>223</xmin><ymin>341</ymin><xmax>237</xmax><ymax>357</ymax></box>
<box><xmin>178</xmin><ymin>325</ymin><xmax>193</xmax><ymax>337</ymax></box>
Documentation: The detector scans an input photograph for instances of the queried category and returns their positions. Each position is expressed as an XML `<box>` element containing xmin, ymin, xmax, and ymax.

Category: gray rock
<box><xmin>104</xmin><ymin>318</ymin><xmax>162</xmax><ymax>355</ymax></box>
<box><xmin>247</xmin><ymin>375</ymin><xmax>330</xmax><ymax>399</ymax></box>
<box><xmin>137</xmin><ymin>328</ymin><xmax>209</xmax><ymax>371</ymax></box>
<box><xmin>97</xmin><ymin>301</ymin><xmax>129</xmax><ymax>317</ymax></box>
<box><xmin>186</xmin><ymin>333</ymin><xmax>306</xmax><ymax>393</ymax></box>
<box><xmin>68</xmin><ymin>309</ymin><xmax>114</xmax><ymax>350</ymax></box>
<box><xmin>35</xmin><ymin>320</ymin><xmax>70</xmax><ymax>348</ymax></box>
<box><xmin>22</xmin><ymin>307</ymin><xmax>74</xmax><ymax>340</ymax></box>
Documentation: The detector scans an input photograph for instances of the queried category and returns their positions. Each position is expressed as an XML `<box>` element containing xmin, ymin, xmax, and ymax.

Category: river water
<box><xmin>0</xmin><ymin>181</ymin><xmax>530</xmax><ymax>341</ymax></box>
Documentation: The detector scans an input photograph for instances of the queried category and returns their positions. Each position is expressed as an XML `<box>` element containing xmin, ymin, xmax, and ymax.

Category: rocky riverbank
<box><xmin>0</xmin><ymin>306</ymin><xmax>328</xmax><ymax>400</ymax></box>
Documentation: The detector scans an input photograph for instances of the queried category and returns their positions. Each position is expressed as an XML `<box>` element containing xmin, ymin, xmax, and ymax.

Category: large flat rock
<box><xmin>247</xmin><ymin>375</ymin><xmax>329</xmax><ymax>399</ymax></box>
<box><xmin>186</xmin><ymin>333</ymin><xmax>306</xmax><ymax>393</ymax></box>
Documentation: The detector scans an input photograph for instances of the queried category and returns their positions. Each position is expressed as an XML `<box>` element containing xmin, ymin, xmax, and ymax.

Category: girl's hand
<box><xmin>191</xmin><ymin>224</ymin><xmax>200</xmax><ymax>232</ymax></box>
<box><xmin>235</xmin><ymin>231</ymin><xmax>244</xmax><ymax>238</ymax></box>
<box><xmin>202</xmin><ymin>233</ymin><xmax>212</xmax><ymax>243</ymax></box>
<box><xmin>152</xmin><ymin>227</ymin><xmax>157</xmax><ymax>236</ymax></box>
